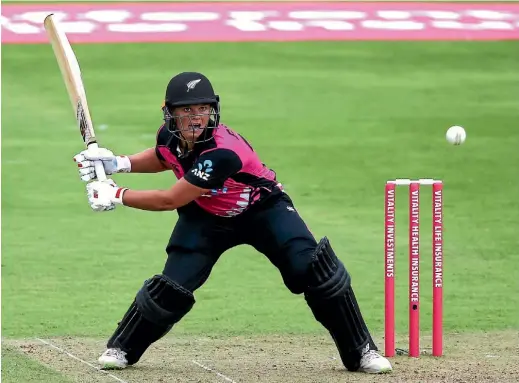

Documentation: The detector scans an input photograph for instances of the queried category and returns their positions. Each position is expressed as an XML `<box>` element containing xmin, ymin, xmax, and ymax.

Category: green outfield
<box><xmin>2</xmin><ymin>40</ymin><xmax>519</xmax><ymax>382</ymax></box>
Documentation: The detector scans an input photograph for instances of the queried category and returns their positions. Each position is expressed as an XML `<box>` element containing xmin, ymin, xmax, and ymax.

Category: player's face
<box><xmin>173</xmin><ymin>104</ymin><xmax>211</xmax><ymax>142</ymax></box>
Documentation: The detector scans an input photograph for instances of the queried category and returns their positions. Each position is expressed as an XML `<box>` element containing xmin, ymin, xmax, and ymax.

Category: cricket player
<box><xmin>74</xmin><ymin>72</ymin><xmax>392</xmax><ymax>374</ymax></box>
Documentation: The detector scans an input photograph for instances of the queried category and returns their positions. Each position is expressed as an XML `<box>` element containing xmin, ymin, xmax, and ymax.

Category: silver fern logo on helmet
<box><xmin>186</xmin><ymin>79</ymin><xmax>201</xmax><ymax>92</ymax></box>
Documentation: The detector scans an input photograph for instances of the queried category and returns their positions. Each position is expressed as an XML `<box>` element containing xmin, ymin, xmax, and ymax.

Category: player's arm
<box><xmin>127</xmin><ymin>148</ymin><xmax>168</xmax><ymax>173</ymax></box>
<box><xmin>87</xmin><ymin>149</ymin><xmax>242</xmax><ymax>212</ymax></box>
<box><xmin>121</xmin><ymin>178</ymin><xmax>209</xmax><ymax>211</ymax></box>
<box><xmin>121</xmin><ymin>149</ymin><xmax>242</xmax><ymax>211</ymax></box>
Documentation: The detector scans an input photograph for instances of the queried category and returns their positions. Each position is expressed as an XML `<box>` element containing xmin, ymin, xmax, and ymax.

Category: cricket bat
<box><xmin>43</xmin><ymin>14</ymin><xmax>107</xmax><ymax>181</ymax></box>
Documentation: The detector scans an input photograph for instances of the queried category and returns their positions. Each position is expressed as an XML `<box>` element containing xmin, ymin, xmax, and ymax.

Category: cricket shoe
<box><xmin>358</xmin><ymin>345</ymin><xmax>393</xmax><ymax>374</ymax></box>
<box><xmin>98</xmin><ymin>348</ymin><xmax>128</xmax><ymax>369</ymax></box>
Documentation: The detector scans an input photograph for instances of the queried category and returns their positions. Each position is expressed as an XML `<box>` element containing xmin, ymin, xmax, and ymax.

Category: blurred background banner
<box><xmin>2</xmin><ymin>2</ymin><xmax>519</xmax><ymax>43</ymax></box>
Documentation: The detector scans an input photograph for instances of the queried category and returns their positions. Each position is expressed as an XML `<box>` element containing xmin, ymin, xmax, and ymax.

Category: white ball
<box><xmin>446</xmin><ymin>125</ymin><xmax>466</xmax><ymax>145</ymax></box>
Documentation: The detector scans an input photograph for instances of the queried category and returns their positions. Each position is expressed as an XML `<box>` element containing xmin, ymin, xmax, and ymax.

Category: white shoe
<box><xmin>359</xmin><ymin>345</ymin><xmax>393</xmax><ymax>374</ymax></box>
<box><xmin>98</xmin><ymin>348</ymin><xmax>128</xmax><ymax>369</ymax></box>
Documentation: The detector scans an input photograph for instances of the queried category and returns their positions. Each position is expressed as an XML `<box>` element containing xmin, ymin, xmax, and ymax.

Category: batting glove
<box><xmin>86</xmin><ymin>179</ymin><xmax>128</xmax><ymax>212</ymax></box>
<box><xmin>74</xmin><ymin>147</ymin><xmax>131</xmax><ymax>182</ymax></box>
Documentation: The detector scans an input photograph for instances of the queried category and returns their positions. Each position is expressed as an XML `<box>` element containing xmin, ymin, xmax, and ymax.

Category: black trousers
<box><xmin>109</xmin><ymin>192</ymin><xmax>376</xmax><ymax>371</ymax></box>
<box><xmin>163</xmin><ymin>193</ymin><xmax>317</xmax><ymax>295</ymax></box>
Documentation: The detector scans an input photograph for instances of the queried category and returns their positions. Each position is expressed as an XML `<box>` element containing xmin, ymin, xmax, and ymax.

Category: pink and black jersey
<box><xmin>155</xmin><ymin>124</ymin><xmax>284</xmax><ymax>217</ymax></box>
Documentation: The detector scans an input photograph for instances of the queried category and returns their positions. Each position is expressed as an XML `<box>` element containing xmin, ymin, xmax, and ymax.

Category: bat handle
<box><xmin>87</xmin><ymin>142</ymin><xmax>107</xmax><ymax>181</ymax></box>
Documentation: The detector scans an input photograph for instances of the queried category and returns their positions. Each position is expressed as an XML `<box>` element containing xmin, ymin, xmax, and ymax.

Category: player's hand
<box><xmin>86</xmin><ymin>179</ymin><xmax>128</xmax><ymax>212</ymax></box>
<box><xmin>73</xmin><ymin>147</ymin><xmax>131</xmax><ymax>181</ymax></box>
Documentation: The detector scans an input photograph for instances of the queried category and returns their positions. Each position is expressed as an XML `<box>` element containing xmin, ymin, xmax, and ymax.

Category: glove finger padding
<box><xmin>81</xmin><ymin>174</ymin><xmax>95</xmax><ymax>182</ymax></box>
<box><xmin>79</xmin><ymin>167</ymin><xmax>94</xmax><ymax>176</ymax></box>
<box><xmin>73</xmin><ymin>153</ymin><xmax>86</xmax><ymax>163</ymax></box>
<box><xmin>91</xmin><ymin>203</ymin><xmax>115</xmax><ymax>212</ymax></box>
<box><xmin>73</xmin><ymin>149</ymin><xmax>119</xmax><ymax>180</ymax></box>
<box><xmin>77</xmin><ymin>160</ymin><xmax>94</xmax><ymax>169</ymax></box>
<box><xmin>78</xmin><ymin>165</ymin><xmax>96</xmax><ymax>181</ymax></box>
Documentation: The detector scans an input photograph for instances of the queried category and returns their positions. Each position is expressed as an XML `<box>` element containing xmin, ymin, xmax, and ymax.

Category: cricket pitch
<box><xmin>5</xmin><ymin>331</ymin><xmax>519</xmax><ymax>383</ymax></box>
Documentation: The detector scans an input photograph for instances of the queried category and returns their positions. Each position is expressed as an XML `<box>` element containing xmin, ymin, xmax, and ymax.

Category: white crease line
<box><xmin>35</xmin><ymin>338</ymin><xmax>129</xmax><ymax>383</ymax></box>
<box><xmin>192</xmin><ymin>360</ymin><xmax>237</xmax><ymax>383</ymax></box>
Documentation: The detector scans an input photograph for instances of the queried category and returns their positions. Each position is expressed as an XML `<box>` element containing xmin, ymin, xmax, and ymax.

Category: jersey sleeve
<box><xmin>184</xmin><ymin>149</ymin><xmax>243</xmax><ymax>189</ymax></box>
<box><xmin>155</xmin><ymin>147</ymin><xmax>165</xmax><ymax>161</ymax></box>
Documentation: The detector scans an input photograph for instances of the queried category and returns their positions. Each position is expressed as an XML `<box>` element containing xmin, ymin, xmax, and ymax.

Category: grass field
<box><xmin>2</xmin><ymin>40</ymin><xmax>519</xmax><ymax>381</ymax></box>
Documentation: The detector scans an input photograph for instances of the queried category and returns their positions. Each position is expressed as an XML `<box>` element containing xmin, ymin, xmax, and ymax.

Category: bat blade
<box><xmin>43</xmin><ymin>14</ymin><xmax>106</xmax><ymax>181</ymax></box>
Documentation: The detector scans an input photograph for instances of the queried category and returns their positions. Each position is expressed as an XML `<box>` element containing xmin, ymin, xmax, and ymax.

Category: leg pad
<box><xmin>304</xmin><ymin>237</ymin><xmax>377</xmax><ymax>371</ymax></box>
<box><xmin>107</xmin><ymin>275</ymin><xmax>195</xmax><ymax>365</ymax></box>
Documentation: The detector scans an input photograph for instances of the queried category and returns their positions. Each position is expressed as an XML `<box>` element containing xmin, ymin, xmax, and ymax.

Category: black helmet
<box><xmin>162</xmin><ymin>72</ymin><xmax>220</xmax><ymax>143</ymax></box>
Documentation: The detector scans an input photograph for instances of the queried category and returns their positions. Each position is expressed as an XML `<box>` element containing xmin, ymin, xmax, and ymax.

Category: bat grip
<box><xmin>87</xmin><ymin>142</ymin><xmax>107</xmax><ymax>181</ymax></box>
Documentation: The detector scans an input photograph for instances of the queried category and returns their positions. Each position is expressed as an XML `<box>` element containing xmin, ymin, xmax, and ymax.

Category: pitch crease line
<box><xmin>192</xmin><ymin>359</ymin><xmax>237</xmax><ymax>382</ymax></box>
<box><xmin>36</xmin><ymin>338</ymin><xmax>129</xmax><ymax>383</ymax></box>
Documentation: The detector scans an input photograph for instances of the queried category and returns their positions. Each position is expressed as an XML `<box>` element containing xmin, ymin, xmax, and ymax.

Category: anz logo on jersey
<box><xmin>191</xmin><ymin>160</ymin><xmax>213</xmax><ymax>181</ymax></box>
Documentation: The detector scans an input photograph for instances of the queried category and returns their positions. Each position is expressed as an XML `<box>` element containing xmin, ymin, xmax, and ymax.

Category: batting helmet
<box><xmin>162</xmin><ymin>72</ymin><xmax>220</xmax><ymax>143</ymax></box>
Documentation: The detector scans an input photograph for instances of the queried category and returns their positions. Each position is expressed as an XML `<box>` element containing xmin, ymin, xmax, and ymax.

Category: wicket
<box><xmin>384</xmin><ymin>178</ymin><xmax>443</xmax><ymax>358</ymax></box>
